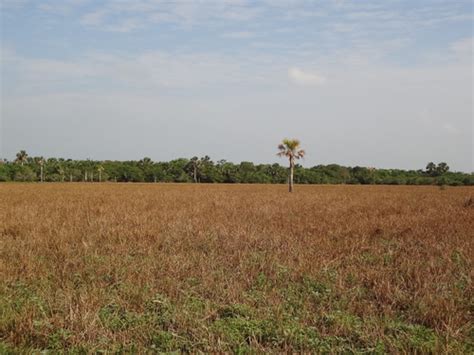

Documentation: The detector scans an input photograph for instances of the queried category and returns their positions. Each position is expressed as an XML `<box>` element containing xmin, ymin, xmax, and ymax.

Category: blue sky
<box><xmin>1</xmin><ymin>0</ymin><xmax>473</xmax><ymax>171</ymax></box>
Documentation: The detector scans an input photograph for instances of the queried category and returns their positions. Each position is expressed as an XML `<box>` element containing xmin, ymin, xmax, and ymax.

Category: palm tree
<box><xmin>38</xmin><ymin>157</ymin><xmax>45</xmax><ymax>182</ymax></box>
<box><xmin>32</xmin><ymin>157</ymin><xmax>44</xmax><ymax>181</ymax></box>
<box><xmin>58</xmin><ymin>165</ymin><xmax>65</xmax><ymax>182</ymax></box>
<box><xmin>139</xmin><ymin>157</ymin><xmax>153</xmax><ymax>166</ymax></box>
<box><xmin>97</xmin><ymin>165</ymin><xmax>104</xmax><ymax>182</ymax></box>
<box><xmin>189</xmin><ymin>157</ymin><xmax>201</xmax><ymax>183</ymax></box>
<box><xmin>277</xmin><ymin>139</ymin><xmax>306</xmax><ymax>192</ymax></box>
<box><xmin>15</xmin><ymin>150</ymin><xmax>28</xmax><ymax>166</ymax></box>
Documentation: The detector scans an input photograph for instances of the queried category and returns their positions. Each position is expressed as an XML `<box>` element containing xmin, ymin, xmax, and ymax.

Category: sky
<box><xmin>1</xmin><ymin>0</ymin><xmax>473</xmax><ymax>172</ymax></box>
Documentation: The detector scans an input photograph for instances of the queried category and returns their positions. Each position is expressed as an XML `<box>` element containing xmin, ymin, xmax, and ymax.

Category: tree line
<box><xmin>1</xmin><ymin>149</ymin><xmax>472</xmax><ymax>186</ymax></box>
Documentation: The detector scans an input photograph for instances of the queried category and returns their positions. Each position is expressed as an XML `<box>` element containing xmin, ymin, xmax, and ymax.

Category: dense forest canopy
<box><xmin>1</xmin><ymin>151</ymin><xmax>472</xmax><ymax>186</ymax></box>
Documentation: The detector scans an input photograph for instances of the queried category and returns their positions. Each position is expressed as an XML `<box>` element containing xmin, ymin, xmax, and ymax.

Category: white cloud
<box><xmin>80</xmin><ymin>10</ymin><xmax>106</xmax><ymax>26</ymax></box>
<box><xmin>5</xmin><ymin>0</ymin><xmax>472</xmax><ymax>37</ymax></box>
<box><xmin>76</xmin><ymin>0</ymin><xmax>263</xmax><ymax>30</ymax></box>
<box><xmin>2</xmin><ymin>49</ymin><xmax>278</xmax><ymax>95</ymax></box>
<box><xmin>105</xmin><ymin>18</ymin><xmax>143</xmax><ymax>33</ymax></box>
<box><xmin>0</xmin><ymin>0</ymin><xmax>29</xmax><ymax>10</ymax></box>
<box><xmin>221</xmin><ymin>31</ymin><xmax>254</xmax><ymax>39</ymax></box>
<box><xmin>288</xmin><ymin>67</ymin><xmax>326</xmax><ymax>86</ymax></box>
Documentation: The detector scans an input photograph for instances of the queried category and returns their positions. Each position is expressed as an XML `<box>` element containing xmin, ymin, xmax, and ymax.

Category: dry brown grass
<box><xmin>1</xmin><ymin>183</ymin><xmax>473</xmax><ymax>352</ymax></box>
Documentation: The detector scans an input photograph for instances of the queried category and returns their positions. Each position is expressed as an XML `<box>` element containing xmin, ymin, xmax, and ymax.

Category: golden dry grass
<box><xmin>1</xmin><ymin>183</ymin><xmax>473</xmax><ymax>352</ymax></box>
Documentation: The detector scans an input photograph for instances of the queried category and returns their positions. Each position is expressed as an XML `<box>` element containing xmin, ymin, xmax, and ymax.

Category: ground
<box><xmin>0</xmin><ymin>184</ymin><xmax>473</xmax><ymax>353</ymax></box>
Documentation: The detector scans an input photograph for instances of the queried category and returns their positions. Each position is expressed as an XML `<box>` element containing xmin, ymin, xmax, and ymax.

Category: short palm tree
<box><xmin>277</xmin><ymin>139</ymin><xmax>306</xmax><ymax>192</ymax></box>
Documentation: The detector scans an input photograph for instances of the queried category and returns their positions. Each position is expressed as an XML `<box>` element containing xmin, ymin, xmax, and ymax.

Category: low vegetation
<box><xmin>1</xmin><ymin>184</ymin><xmax>473</xmax><ymax>352</ymax></box>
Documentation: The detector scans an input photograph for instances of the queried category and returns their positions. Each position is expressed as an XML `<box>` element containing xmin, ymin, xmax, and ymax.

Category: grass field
<box><xmin>1</xmin><ymin>184</ymin><xmax>473</xmax><ymax>353</ymax></box>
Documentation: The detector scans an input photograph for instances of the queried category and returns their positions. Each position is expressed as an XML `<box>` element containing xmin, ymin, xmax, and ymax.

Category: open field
<box><xmin>1</xmin><ymin>184</ymin><xmax>473</xmax><ymax>353</ymax></box>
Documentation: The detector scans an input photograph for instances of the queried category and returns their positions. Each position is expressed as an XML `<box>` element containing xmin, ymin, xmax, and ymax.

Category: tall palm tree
<box><xmin>15</xmin><ymin>150</ymin><xmax>28</xmax><ymax>166</ymax></box>
<box><xmin>277</xmin><ymin>139</ymin><xmax>306</xmax><ymax>192</ymax></box>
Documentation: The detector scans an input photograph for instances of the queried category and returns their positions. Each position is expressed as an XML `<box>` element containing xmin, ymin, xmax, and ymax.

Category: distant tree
<box><xmin>15</xmin><ymin>150</ymin><xmax>28</xmax><ymax>166</ymax></box>
<box><xmin>436</xmin><ymin>162</ymin><xmax>449</xmax><ymax>175</ymax></box>
<box><xmin>58</xmin><ymin>165</ymin><xmax>65</xmax><ymax>182</ymax></box>
<box><xmin>426</xmin><ymin>162</ymin><xmax>437</xmax><ymax>176</ymax></box>
<box><xmin>261</xmin><ymin>163</ymin><xmax>287</xmax><ymax>184</ymax></box>
<box><xmin>0</xmin><ymin>163</ymin><xmax>10</xmax><ymax>181</ymax></box>
<box><xmin>1</xmin><ymin>153</ymin><xmax>472</xmax><ymax>186</ymax></box>
<box><xmin>13</xmin><ymin>165</ymin><xmax>36</xmax><ymax>181</ymax></box>
<box><xmin>238</xmin><ymin>161</ymin><xmax>257</xmax><ymax>183</ymax></box>
<box><xmin>198</xmin><ymin>156</ymin><xmax>215</xmax><ymax>183</ymax></box>
<box><xmin>188</xmin><ymin>156</ymin><xmax>201</xmax><ymax>183</ymax></box>
<box><xmin>139</xmin><ymin>157</ymin><xmax>153</xmax><ymax>166</ymax></box>
<box><xmin>277</xmin><ymin>139</ymin><xmax>306</xmax><ymax>192</ymax></box>
<box><xmin>185</xmin><ymin>156</ymin><xmax>217</xmax><ymax>183</ymax></box>
<box><xmin>32</xmin><ymin>157</ymin><xmax>45</xmax><ymax>182</ymax></box>
<box><xmin>167</xmin><ymin>159</ymin><xmax>191</xmax><ymax>182</ymax></box>
<box><xmin>38</xmin><ymin>157</ymin><xmax>45</xmax><ymax>182</ymax></box>
<box><xmin>97</xmin><ymin>165</ymin><xmax>104</xmax><ymax>182</ymax></box>
<box><xmin>351</xmin><ymin>166</ymin><xmax>376</xmax><ymax>184</ymax></box>
<box><xmin>217</xmin><ymin>160</ymin><xmax>239</xmax><ymax>183</ymax></box>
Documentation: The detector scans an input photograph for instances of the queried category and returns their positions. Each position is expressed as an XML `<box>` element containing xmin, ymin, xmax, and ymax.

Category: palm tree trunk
<box><xmin>193</xmin><ymin>164</ymin><xmax>197</xmax><ymax>183</ymax></box>
<box><xmin>40</xmin><ymin>165</ymin><xmax>43</xmax><ymax>183</ymax></box>
<box><xmin>289</xmin><ymin>158</ymin><xmax>294</xmax><ymax>193</ymax></box>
